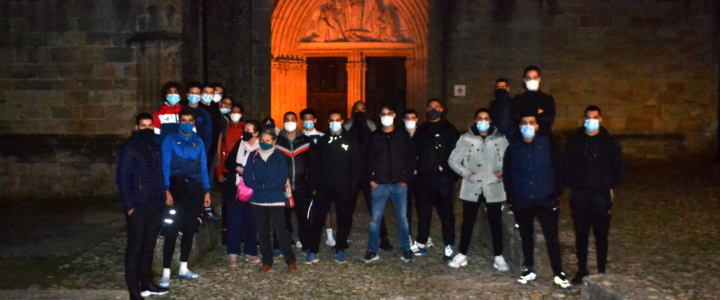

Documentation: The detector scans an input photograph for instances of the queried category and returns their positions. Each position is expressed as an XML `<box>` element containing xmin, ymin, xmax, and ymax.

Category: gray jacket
<box><xmin>448</xmin><ymin>127</ymin><xmax>509</xmax><ymax>203</ymax></box>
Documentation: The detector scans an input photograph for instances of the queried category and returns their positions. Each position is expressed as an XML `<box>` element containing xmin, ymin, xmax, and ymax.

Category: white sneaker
<box><xmin>325</xmin><ymin>237</ymin><xmax>336</xmax><ymax>247</ymax></box>
<box><xmin>426</xmin><ymin>237</ymin><xmax>435</xmax><ymax>248</ymax></box>
<box><xmin>493</xmin><ymin>255</ymin><xmax>509</xmax><ymax>272</ymax></box>
<box><xmin>442</xmin><ymin>245</ymin><xmax>454</xmax><ymax>261</ymax></box>
<box><xmin>518</xmin><ymin>268</ymin><xmax>536</xmax><ymax>284</ymax></box>
<box><xmin>448</xmin><ymin>253</ymin><xmax>467</xmax><ymax>268</ymax></box>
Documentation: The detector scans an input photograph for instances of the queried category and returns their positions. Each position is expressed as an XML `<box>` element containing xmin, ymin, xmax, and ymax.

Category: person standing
<box><xmin>563</xmin><ymin>105</ymin><xmax>624</xmax><ymax>284</ymax></box>
<box><xmin>402</xmin><ymin>109</ymin><xmax>421</xmax><ymax>244</ymax></box>
<box><xmin>447</xmin><ymin>108</ymin><xmax>509</xmax><ymax>271</ymax></box>
<box><xmin>362</xmin><ymin>105</ymin><xmax>415</xmax><ymax>264</ymax></box>
<box><xmin>301</xmin><ymin>108</ymin><xmax>335</xmax><ymax>247</ymax></box>
<box><xmin>159</xmin><ymin>109</ymin><xmax>212</xmax><ymax>288</ymax></box>
<box><xmin>217</xmin><ymin>98</ymin><xmax>241</xmax><ymax>244</ymax></box>
<box><xmin>512</xmin><ymin>66</ymin><xmax>556</xmax><ymax>137</ymax></box>
<box><xmin>412</xmin><ymin>99</ymin><xmax>459</xmax><ymax>260</ymax></box>
<box><xmin>502</xmin><ymin>113</ymin><xmax>569</xmax><ymax>289</ymax></box>
<box><xmin>117</xmin><ymin>113</ymin><xmax>168</xmax><ymax>299</ymax></box>
<box><xmin>489</xmin><ymin>78</ymin><xmax>515</xmax><ymax>142</ymax></box>
<box><xmin>243</xmin><ymin>129</ymin><xmax>297</xmax><ymax>273</ymax></box>
<box><xmin>152</xmin><ymin>82</ymin><xmax>185</xmax><ymax>145</ymax></box>
<box><xmin>305</xmin><ymin>110</ymin><xmax>360</xmax><ymax>264</ymax></box>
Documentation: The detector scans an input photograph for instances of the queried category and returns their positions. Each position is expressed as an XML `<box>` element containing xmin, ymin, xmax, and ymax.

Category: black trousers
<box><xmin>514</xmin><ymin>204</ymin><xmax>563</xmax><ymax>275</ymax></box>
<box><xmin>416</xmin><ymin>174</ymin><xmax>455</xmax><ymax>246</ymax></box>
<box><xmin>357</xmin><ymin>180</ymin><xmax>388</xmax><ymax>241</ymax></box>
<box><xmin>163</xmin><ymin>178</ymin><xmax>204</xmax><ymax>268</ymax></box>
<box><xmin>406</xmin><ymin>181</ymin><xmax>421</xmax><ymax>236</ymax></box>
<box><xmin>253</xmin><ymin>205</ymin><xmax>296</xmax><ymax>266</ymax></box>
<box><xmin>309</xmin><ymin>186</ymin><xmax>357</xmax><ymax>254</ymax></box>
<box><xmin>458</xmin><ymin>198</ymin><xmax>504</xmax><ymax>256</ymax></box>
<box><xmin>272</xmin><ymin>205</ymin><xmax>295</xmax><ymax>250</ymax></box>
<box><xmin>570</xmin><ymin>188</ymin><xmax>612</xmax><ymax>273</ymax></box>
<box><xmin>125</xmin><ymin>207</ymin><xmax>163</xmax><ymax>294</ymax></box>
<box><xmin>292</xmin><ymin>188</ymin><xmax>312</xmax><ymax>251</ymax></box>
<box><xmin>220</xmin><ymin>172</ymin><xmax>236</xmax><ymax>245</ymax></box>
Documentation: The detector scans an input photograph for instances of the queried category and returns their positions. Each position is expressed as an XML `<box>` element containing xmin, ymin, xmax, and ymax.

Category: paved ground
<box><xmin>0</xmin><ymin>158</ymin><xmax>717</xmax><ymax>299</ymax></box>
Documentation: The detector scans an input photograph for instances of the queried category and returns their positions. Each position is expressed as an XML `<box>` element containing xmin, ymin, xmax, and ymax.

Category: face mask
<box><xmin>584</xmin><ymin>119</ymin><xmax>600</xmax><ymax>132</ymax></box>
<box><xmin>201</xmin><ymin>94</ymin><xmax>213</xmax><ymax>104</ymax></box>
<box><xmin>352</xmin><ymin>112</ymin><xmax>366</xmax><ymax>121</ymax></box>
<box><xmin>303</xmin><ymin>120</ymin><xmax>315</xmax><ymax>130</ymax></box>
<box><xmin>213</xmin><ymin>94</ymin><xmax>222</xmax><ymax>102</ymax></box>
<box><xmin>242</xmin><ymin>132</ymin><xmax>253</xmax><ymax>141</ymax></box>
<box><xmin>494</xmin><ymin>89</ymin><xmax>507</xmax><ymax>99</ymax></box>
<box><xmin>381</xmin><ymin>116</ymin><xmax>394</xmax><ymax>127</ymax></box>
<box><xmin>220</xmin><ymin>108</ymin><xmax>231</xmax><ymax>115</ymax></box>
<box><xmin>284</xmin><ymin>122</ymin><xmax>297</xmax><ymax>133</ymax></box>
<box><xmin>525</xmin><ymin>80</ymin><xmax>540</xmax><ymax>91</ymax></box>
<box><xmin>404</xmin><ymin>120</ymin><xmax>416</xmax><ymax>130</ymax></box>
<box><xmin>259</xmin><ymin>142</ymin><xmax>273</xmax><ymax>151</ymax></box>
<box><xmin>166</xmin><ymin>94</ymin><xmax>180</xmax><ymax>105</ymax></box>
<box><xmin>329</xmin><ymin>121</ymin><xmax>342</xmax><ymax>134</ymax></box>
<box><xmin>476</xmin><ymin>121</ymin><xmax>490</xmax><ymax>132</ymax></box>
<box><xmin>230</xmin><ymin>113</ymin><xmax>242</xmax><ymax>123</ymax></box>
<box><xmin>138</xmin><ymin>128</ymin><xmax>155</xmax><ymax>141</ymax></box>
<box><xmin>427</xmin><ymin>109</ymin><xmax>441</xmax><ymax>121</ymax></box>
<box><xmin>179</xmin><ymin>123</ymin><xmax>195</xmax><ymax>134</ymax></box>
<box><xmin>188</xmin><ymin>94</ymin><xmax>200</xmax><ymax>105</ymax></box>
<box><xmin>520</xmin><ymin>125</ymin><xmax>536</xmax><ymax>139</ymax></box>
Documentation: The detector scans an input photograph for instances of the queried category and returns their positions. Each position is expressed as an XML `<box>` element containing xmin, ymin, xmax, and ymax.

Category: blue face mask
<box><xmin>259</xmin><ymin>142</ymin><xmax>273</xmax><ymax>151</ymax></box>
<box><xmin>201</xmin><ymin>94</ymin><xmax>213</xmax><ymax>104</ymax></box>
<box><xmin>188</xmin><ymin>94</ymin><xmax>201</xmax><ymax>105</ymax></box>
<box><xmin>329</xmin><ymin>121</ymin><xmax>342</xmax><ymax>134</ymax></box>
<box><xmin>166</xmin><ymin>94</ymin><xmax>180</xmax><ymax>105</ymax></box>
<box><xmin>220</xmin><ymin>108</ymin><xmax>231</xmax><ymax>115</ymax></box>
<box><xmin>584</xmin><ymin>119</ymin><xmax>600</xmax><ymax>132</ymax></box>
<box><xmin>476</xmin><ymin>121</ymin><xmax>490</xmax><ymax>133</ymax></box>
<box><xmin>179</xmin><ymin>123</ymin><xmax>195</xmax><ymax>134</ymax></box>
<box><xmin>303</xmin><ymin>120</ymin><xmax>315</xmax><ymax>130</ymax></box>
<box><xmin>520</xmin><ymin>125</ymin><xmax>536</xmax><ymax>139</ymax></box>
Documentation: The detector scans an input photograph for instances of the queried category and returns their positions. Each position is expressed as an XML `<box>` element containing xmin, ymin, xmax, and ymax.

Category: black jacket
<box><xmin>366</xmin><ymin>127</ymin><xmax>415</xmax><ymax>184</ymax></box>
<box><xmin>116</xmin><ymin>131</ymin><xmax>165</xmax><ymax>212</ymax></box>
<box><xmin>414</xmin><ymin>119</ymin><xmax>459</xmax><ymax>178</ymax></box>
<box><xmin>311</xmin><ymin>131</ymin><xmax>360</xmax><ymax>191</ymax></box>
<box><xmin>563</xmin><ymin>126</ymin><xmax>624</xmax><ymax>190</ymax></box>
<box><xmin>512</xmin><ymin>91</ymin><xmax>556</xmax><ymax>137</ymax></box>
<box><xmin>277</xmin><ymin>131</ymin><xmax>313</xmax><ymax>191</ymax></box>
<box><xmin>489</xmin><ymin>89</ymin><xmax>516</xmax><ymax>142</ymax></box>
<box><xmin>503</xmin><ymin>135</ymin><xmax>563</xmax><ymax>209</ymax></box>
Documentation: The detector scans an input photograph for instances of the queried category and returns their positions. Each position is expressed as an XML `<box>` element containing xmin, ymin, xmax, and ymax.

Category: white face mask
<box><xmin>525</xmin><ymin>80</ymin><xmax>540</xmax><ymax>91</ymax></box>
<box><xmin>404</xmin><ymin>120</ymin><xmax>416</xmax><ymax>130</ymax></box>
<box><xmin>213</xmin><ymin>94</ymin><xmax>222</xmax><ymax>102</ymax></box>
<box><xmin>230</xmin><ymin>113</ymin><xmax>242</xmax><ymax>123</ymax></box>
<box><xmin>284</xmin><ymin>121</ymin><xmax>297</xmax><ymax>133</ymax></box>
<box><xmin>380</xmin><ymin>116</ymin><xmax>394</xmax><ymax>127</ymax></box>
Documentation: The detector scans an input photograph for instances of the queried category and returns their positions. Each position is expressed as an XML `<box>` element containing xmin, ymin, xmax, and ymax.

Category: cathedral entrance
<box><xmin>306</xmin><ymin>57</ymin><xmax>348</xmax><ymax>131</ymax></box>
<box><xmin>365</xmin><ymin>57</ymin><xmax>407</xmax><ymax>120</ymax></box>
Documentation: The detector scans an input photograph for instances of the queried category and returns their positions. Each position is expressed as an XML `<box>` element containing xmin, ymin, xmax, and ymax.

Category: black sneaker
<box><xmin>571</xmin><ymin>269</ymin><xmax>588</xmax><ymax>285</ymax></box>
<box><xmin>379</xmin><ymin>238</ymin><xmax>393</xmax><ymax>251</ymax></box>
<box><xmin>140</xmin><ymin>282</ymin><xmax>169</xmax><ymax>297</ymax></box>
<box><xmin>401</xmin><ymin>251</ymin><xmax>414</xmax><ymax>263</ymax></box>
<box><xmin>362</xmin><ymin>251</ymin><xmax>379</xmax><ymax>263</ymax></box>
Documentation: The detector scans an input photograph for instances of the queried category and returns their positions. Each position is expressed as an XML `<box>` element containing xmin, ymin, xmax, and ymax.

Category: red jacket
<box><xmin>216</xmin><ymin>122</ymin><xmax>245</xmax><ymax>179</ymax></box>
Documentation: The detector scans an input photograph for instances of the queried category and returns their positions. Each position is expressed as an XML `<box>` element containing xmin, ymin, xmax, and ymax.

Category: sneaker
<box><xmin>517</xmin><ymin>268</ymin><xmax>536</xmax><ymax>284</ymax></box>
<box><xmin>401</xmin><ymin>251</ymin><xmax>414</xmax><ymax>263</ymax></box>
<box><xmin>228</xmin><ymin>254</ymin><xmax>238</xmax><ymax>268</ymax></box>
<box><xmin>571</xmin><ymin>270</ymin><xmax>588</xmax><ymax>285</ymax></box>
<box><xmin>202</xmin><ymin>207</ymin><xmax>220</xmax><ymax>221</ymax></box>
<box><xmin>244</xmin><ymin>255</ymin><xmax>261</xmax><ymax>264</ymax></box>
<box><xmin>335</xmin><ymin>251</ymin><xmax>347</xmax><ymax>264</ymax></box>
<box><xmin>554</xmin><ymin>272</ymin><xmax>571</xmax><ymax>289</ymax></box>
<box><xmin>158</xmin><ymin>277</ymin><xmax>170</xmax><ymax>288</ymax></box>
<box><xmin>425</xmin><ymin>237</ymin><xmax>435</xmax><ymax>248</ymax></box>
<box><xmin>295</xmin><ymin>240</ymin><xmax>303</xmax><ymax>248</ymax></box>
<box><xmin>409</xmin><ymin>242</ymin><xmax>427</xmax><ymax>256</ymax></box>
<box><xmin>442</xmin><ymin>245</ymin><xmax>454</xmax><ymax>261</ymax></box>
<box><xmin>303</xmin><ymin>252</ymin><xmax>319</xmax><ymax>265</ymax></box>
<box><xmin>362</xmin><ymin>251</ymin><xmax>379</xmax><ymax>263</ymax></box>
<box><xmin>273</xmin><ymin>249</ymin><xmax>284</xmax><ymax>259</ymax></box>
<box><xmin>140</xmin><ymin>282</ymin><xmax>169</xmax><ymax>297</ymax></box>
<box><xmin>379</xmin><ymin>238</ymin><xmax>393</xmax><ymax>251</ymax></box>
<box><xmin>448</xmin><ymin>253</ymin><xmax>467</xmax><ymax>268</ymax></box>
<box><xmin>493</xmin><ymin>255</ymin><xmax>509</xmax><ymax>272</ymax></box>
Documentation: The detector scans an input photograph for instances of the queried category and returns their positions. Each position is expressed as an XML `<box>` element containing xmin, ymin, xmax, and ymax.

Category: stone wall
<box><xmin>440</xmin><ymin>0</ymin><xmax>718</xmax><ymax>156</ymax></box>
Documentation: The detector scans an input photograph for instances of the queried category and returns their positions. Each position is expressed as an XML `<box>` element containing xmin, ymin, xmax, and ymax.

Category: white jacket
<box><xmin>448</xmin><ymin>127</ymin><xmax>509</xmax><ymax>203</ymax></box>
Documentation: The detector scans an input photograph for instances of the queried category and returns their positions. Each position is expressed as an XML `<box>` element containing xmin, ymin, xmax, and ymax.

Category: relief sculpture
<box><xmin>304</xmin><ymin>0</ymin><xmax>406</xmax><ymax>42</ymax></box>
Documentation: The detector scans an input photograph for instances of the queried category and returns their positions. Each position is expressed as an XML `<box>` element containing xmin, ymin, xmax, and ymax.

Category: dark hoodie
<box><xmin>563</xmin><ymin>126</ymin><xmax>624</xmax><ymax>190</ymax></box>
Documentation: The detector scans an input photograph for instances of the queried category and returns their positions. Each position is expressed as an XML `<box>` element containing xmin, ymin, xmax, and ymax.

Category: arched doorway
<box><xmin>271</xmin><ymin>0</ymin><xmax>429</xmax><ymax>126</ymax></box>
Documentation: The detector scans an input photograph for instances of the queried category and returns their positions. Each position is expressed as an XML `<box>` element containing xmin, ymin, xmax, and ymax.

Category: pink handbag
<box><xmin>236</xmin><ymin>177</ymin><xmax>253</xmax><ymax>202</ymax></box>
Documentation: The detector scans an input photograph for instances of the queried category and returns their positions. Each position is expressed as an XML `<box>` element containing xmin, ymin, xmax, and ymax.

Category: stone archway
<box><xmin>271</xmin><ymin>0</ymin><xmax>428</xmax><ymax>124</ymax></box>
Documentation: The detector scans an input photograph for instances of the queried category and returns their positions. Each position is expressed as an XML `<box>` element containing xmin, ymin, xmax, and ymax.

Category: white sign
<box><xmin>454</xmin><ymin>85</ymin><xmax>466</xmax><ymax>97</ymax></box>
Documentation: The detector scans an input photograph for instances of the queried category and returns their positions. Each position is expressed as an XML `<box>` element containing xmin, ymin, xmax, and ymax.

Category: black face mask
<box><xmin>242</xmin><ymin>132</ymin><xmax>253</xmax><ymax>141</ymax></box>
<box><xmin>352</xmin><ymin>111</ymin><xmax>366</xmax><ymax>122</ymax></box>
<box><xmin>494</xmin><ymin>89</ymin><xmax>507</xmax><ymax>99</ymax></box>
<box><xmin>427</xmin><ymin>109</ymin><xmax>441</xmax><ymax>121</ymax></box>
<box><xmin>137</xmin><ymin>128</ymin><xmax>154</xmax><ymax>141</ymax></box>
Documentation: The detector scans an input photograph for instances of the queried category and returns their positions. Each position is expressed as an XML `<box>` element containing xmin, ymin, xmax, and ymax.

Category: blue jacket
<box><xmin>242</xmin><ymin>148</ymin><xmax>289</xmax><ymax>205</ymax></box>
<box><xmin>185</xmin><ymin>105</ymin><xmax>213</xmax><ymax>154</ymax></box>
<box><xmin>116</xmin><ymin>131</ymin><xmax>165</xmax><ymax>212</ymax></box>
<box><xmin>161</xmin><ymin>131</ymin><xmax>211</xmax><ymax>193</ymax></box>
<box><xmin>502</xmin><ymin>135</ymin><xmax>563</xmax><ymax>209</ymax></box>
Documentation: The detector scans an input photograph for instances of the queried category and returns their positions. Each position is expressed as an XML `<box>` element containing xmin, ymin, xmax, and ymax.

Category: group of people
<box><xmin>116</xmin><ymin>65</ymin><xmax>624</xmax><ymax>299</ymax></box>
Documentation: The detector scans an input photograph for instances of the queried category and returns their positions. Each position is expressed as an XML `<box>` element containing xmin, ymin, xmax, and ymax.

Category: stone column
<box><xmin>271</xmin><ymin>57</ymin><xmax>307</xmax><ymax>126</ymax></box>
<box><xmin>346</xmin><ymin>58</ymin><xmax>367</xmax><ymax>115</ymax></box>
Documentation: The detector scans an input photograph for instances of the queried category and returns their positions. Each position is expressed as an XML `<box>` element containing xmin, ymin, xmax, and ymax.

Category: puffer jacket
<box><xmin>116</xmin><ymin>131</ymin><xmax>165</xmax><ymax>212</ymax></box>
<box><xmin>502</xmin><ymin>135</ymin><xmax>563</xmax><ymax>209</ymax></box>
<box><xmin>448</xmin><ymin>126</ymin><xmax>509</xmax><ymax>203</ymax></box>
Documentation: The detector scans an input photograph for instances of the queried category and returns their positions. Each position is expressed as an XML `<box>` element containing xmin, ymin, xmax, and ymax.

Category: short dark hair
<box><xmin>260</xmin><ymin>128</ymin><xmax>277</xmax><ymax>141</ymax></box>
<box><xmin>232</xmin><ymin>103</ymin><xmax>244</xmax><ymax>114</ymax></box>
<box><xmin>186</xmin><ymin>82</ymin><xmax>202</xmax><ymax>92</ymax></box>
<box><xmin>161</xmin><ymin>81</ymin><xmax>183</xmax><ymax>101</ymax></box>
<box><xmin>474</xmin><ymin>108</ymin><xmax>490</xmax><ymax>119</ymax></box>
<box><xmin>519</xmin><ymin>112</ymin><xmax>538</xmax><ymax>123</ymax></box>
<box><xmin>179</xmin><ymin>108</ymin><xmax>195</xmax><ymax>120</ymax></box>
<box><xmin>584</xmin><ymin>105</ymin><xmax>602</xmax><ymax>117</ymax></box>
<box><xmin>426</xmin><ymin>98</ymin><xmax>443</xmax><ymax>107</ymax></box>
<box><xmin>201</xmin><ymin>84</ymin><xmax>215</xmax><ymax>91</ymax></box>
<box><xmin>283</xmin><ymin>111</ymin><xmax>298</xmax><ymax>121</ymax></box>
<box><xmin>496</xmin><ymin>78</ymin><xmax>508</xmax><ymax>85</ymax></box>
<box><xmin>351</xmin><ymin>101</ymin><xmax>365</xmax><ymax>112</ymax></box>
<box><xmin>245</xmin><ymin>120</ymin><xmax>261</xmax><ymax>133</ymax></box>
<box><xmin>378</xmin><ymin>103</ymin><xmax>395</xmax><ymax>114</ymax></box>
<box><xmin>404</xmin><ymin>109</ymin><xmax>418</xmax><ymax>117</ymax></box>
<box><xmin>523</xmin><ymin>65</ymin><xmax>541</xmax><ymax>78</ymax></box>
<box><xmin>300</xmin><ymin>108</ymin><xmax>317</xmax><ymax>119</ymax></box>
<box><xmin>136</xmin><ymin>112</ymin><xmax>152</xmax><ymax>126</ymax></box>
<box><xmin>212</xmin><ymin>83</ymin><xmax>225</xmax><ymax>91</ymax></box>
<box><xmin>328</xmin><ymin>109</ymin><xmax>343</xmax><ymax>119</ymax></box>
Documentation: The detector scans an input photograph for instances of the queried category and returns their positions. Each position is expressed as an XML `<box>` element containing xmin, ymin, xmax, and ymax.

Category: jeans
<box><xmin>570</xmin><ymin>188</ymin><xmax>612</xmax><ymax>273</ymax></box>
<box><xmin>125</xmin><ymin>207</ymin><xmax>163</xmax><ymax>294</ymax></box>
<box><xmin>226</xmin><ymin>201</ymin><xmax>258</xmax><ymax>256</ymax></box>
<box><xmin>367</xmin><ymin>183</ymin><xmax>411</xmax><ymax>253</ymax></box>
<box><xmin>253</xmin><ymin>205</ymin><xmax>296</xmax><ymax>266</ymax></box>
<box><xmin>514</xmin><ymin>204</ymin><xmax>563</xmax><ymax>275</ymax></box>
